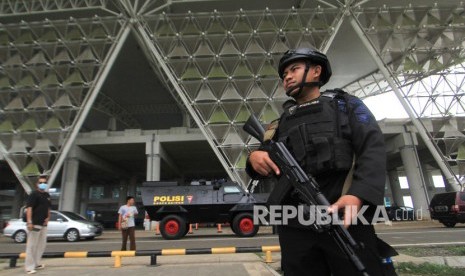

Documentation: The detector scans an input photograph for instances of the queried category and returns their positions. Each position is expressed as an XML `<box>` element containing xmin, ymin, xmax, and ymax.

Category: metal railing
<box><xmin>0</xmin><ymin>245</ymin><xmax>281</xmax><ymax>268</ymax></box>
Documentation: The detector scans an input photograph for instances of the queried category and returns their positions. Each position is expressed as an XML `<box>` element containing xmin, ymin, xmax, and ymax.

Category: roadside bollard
<box><xmin>114</xmin><ymin>255</ymin><xmax>122</xmax><ymax>268</ymax></box>
<box><xmin>9</xmin><ymin>257</ymin><xmax>17</xmax><ymax>268</ymax></box>
<box><xmin>265</xmin><ymin>250</ymin><xmax>273</xmax><ymax>263</ymax></box>
<box><xmin>195</xmin><ymin>223</ymin><xmax>198</xmax><ymax>230</ymax></box>
<box><xmin>0</xmin><ymin>245</ymin><xmax>282</xmax><ymax>269</ymax></box>
<box><xmin>112</xmin><ymin>251</ymin><xmax>136</xmax><ymax>268</ymax></box>
<box><xmin>150</xmin><ymin>255</ymin><xmax>158</xmax><ymax>266</ymax></box>
<box><xmin>217</xmin><ymin>223</ymin><xmax>222</xmax><ymax>233</ymax></box>
<box><xmin>188</xmin><ymin>224</ymin><xmax>193</xmax><ymax>234</ymax></box>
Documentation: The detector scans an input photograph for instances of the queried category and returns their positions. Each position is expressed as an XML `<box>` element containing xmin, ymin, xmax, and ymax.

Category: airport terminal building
<box><xmin>0</xmin><ymin>0</ymin><xmax>464</xmax><ymax>226</ymax></box>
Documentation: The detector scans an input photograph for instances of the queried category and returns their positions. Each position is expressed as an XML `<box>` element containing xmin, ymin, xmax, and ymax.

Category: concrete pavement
<box><xmin>0</xmin><ymin>253</ymin><xmax>280</xmax><ymax>276</ymax></box>
<box><xmin>2</xmin><ymin>221</ymin><xmax>465</xmax><ymax>275</ymax></box>
<box><xmin>3</xmin><ymin>250</ymin><xmax>465</xmax><ymax>276</ymax></box>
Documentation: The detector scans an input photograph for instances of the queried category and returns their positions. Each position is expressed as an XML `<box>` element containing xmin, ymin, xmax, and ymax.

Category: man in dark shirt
<box><xmin>25</xmin><ymin>175</ymin><xmax>51</xmax><ymax>274</ymax></box>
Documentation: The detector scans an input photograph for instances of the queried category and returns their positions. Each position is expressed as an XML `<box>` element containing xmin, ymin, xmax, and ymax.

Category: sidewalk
<box><xmin>4</xmin><ymin>251</ymin><xmax>464</xmax><ymax>276</ymax></box>
<box><xmin>0</xmin><ymin>253</ymin><xmax>280</xmax><ymax>276</ymax></box>
<box><xmin>2</xmin><ymin>221</ymin><xmax>463</xmax><ymax>275</ymax></box>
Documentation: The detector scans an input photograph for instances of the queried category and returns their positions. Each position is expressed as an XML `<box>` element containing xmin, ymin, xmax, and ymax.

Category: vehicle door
<box><xmin>195</xmin><ymin>188</ymin><xmax>215</xmax><ymax>221</ymax></box>
<box><xmin>47</xmin><ymin>212</ymin><xmax>68</xmax><ymax>237</ymax></box>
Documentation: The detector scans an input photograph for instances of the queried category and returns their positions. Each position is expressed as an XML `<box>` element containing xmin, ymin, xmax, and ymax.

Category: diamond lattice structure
<box><xmin>0</xmin><ymin>0</ymin><xmax>464</xmax><ymax>189</ymax></box>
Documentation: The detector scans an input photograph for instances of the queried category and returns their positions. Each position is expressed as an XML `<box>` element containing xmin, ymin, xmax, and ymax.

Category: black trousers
<box><xmin>121</xmin><ymin>227</ymin><xmax>136</xmax><ymax>251</ymax></box>
<box><xmin>278</xmin><ymin>224</ymin><xmax>396</xmax><ymax>276</ymax></box>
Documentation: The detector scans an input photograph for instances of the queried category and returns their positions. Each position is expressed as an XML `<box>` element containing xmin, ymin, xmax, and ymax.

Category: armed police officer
<box><xmin>246</xmin><ymin>48</ymin><xmax>396</xmax><ymax>275</ymax></box>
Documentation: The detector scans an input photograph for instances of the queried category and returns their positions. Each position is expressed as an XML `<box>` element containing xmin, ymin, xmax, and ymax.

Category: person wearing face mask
<box><xmin>24</xmin><ymin>175</ymin><xmax>51</xmax><ymax>274</ymax></box>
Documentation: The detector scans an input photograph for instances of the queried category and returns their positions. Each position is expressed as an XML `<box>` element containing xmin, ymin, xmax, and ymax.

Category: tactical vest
<box><xmin>276</xmin><ymin>90</ymin><xmax>354</xmax><ymax>176</ymax></box>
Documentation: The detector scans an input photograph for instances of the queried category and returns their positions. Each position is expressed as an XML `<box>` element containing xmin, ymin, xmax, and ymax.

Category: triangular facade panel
<box><xmin>0</xmin><ymin>2</ymin><xmax>463</xmax><ymax>190</ymax></box>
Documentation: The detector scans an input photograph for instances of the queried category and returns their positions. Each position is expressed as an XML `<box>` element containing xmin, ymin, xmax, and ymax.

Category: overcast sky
<box><xmin>363</xmin><ymin>92</ymin><xmax>409</xmax><ymax>120</ymax></box>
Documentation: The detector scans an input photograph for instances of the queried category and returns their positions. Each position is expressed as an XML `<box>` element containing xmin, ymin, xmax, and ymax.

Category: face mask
<box><xmin>38</xmin><ymin>183</ymin><xmax>48</xmax><ymax>191</ymax></box>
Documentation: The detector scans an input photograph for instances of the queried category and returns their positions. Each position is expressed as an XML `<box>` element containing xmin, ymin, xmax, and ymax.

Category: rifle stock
<box><xmin>243</xmin><ymin>114</ymin><xmax>265</xmax><ymax>143</ymax></box>
<box><xmin>243</xmin><ymin>114</ymin><xmax>369</xmax><ymax>276</ymax></box>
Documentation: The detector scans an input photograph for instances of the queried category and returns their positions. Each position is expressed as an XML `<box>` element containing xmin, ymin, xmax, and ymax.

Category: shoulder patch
<box><xmin>348</xmin><ymin>97</ymin><xmax>364</xmax><ymax>107</ymax></box>
<box><xmin>354</xmin><ymin>103</ymin><xmax>371</xmax><ymax>124</ymax></box>
<box><xmin>264</xmin><ymin>119</ymin><xmax>279</xmax><ymax>141</ymax></box>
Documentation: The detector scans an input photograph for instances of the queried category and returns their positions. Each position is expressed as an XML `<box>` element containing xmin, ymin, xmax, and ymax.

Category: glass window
<box><xmin>432</xmin><ymin>175</ymin><xmax>446</xmax><ymax>188</ymax></box>
<box><xmin>136</xmin><ymin>186</ymin><xmax>142</xmax><ymax>198</ymax></box>
<box><xmin>50</xmin><ymin>212</ymin><xmax>58</xmax><ymax>221</ymax></box>
<box><xmin>89</xmin><ymin>186</ymin><xmax>104</xmax><ymax>199</ymax></box>
<box><xmin>459</xmin><ymin>192</ymin><xmax>465</xmax><ymax>202</ymax></box>
<box><xmin>399</xmin><ymin>176</ymin><xmax>409</xmax><ymax>189</ymax></box>
<box><xmin>50</xmin><ymin>212</ymin><xmax>67</xmax><ymax>222</ymax></box>
<box><xmin>60</xmin><ymin>211</ymin><xmax>85</xmax><ymax>221</ymax></box>
<box><xmin>402</xmin><ymin>196</ymin><xmax>413</xmax><ymax>208</ymax></box>
<box><xmin>112</xmin><ymin>187</ymin><xmax>120</xmax><ymax>199</ymax></box>
<box><xmin>224</xmin><ymin>186</ymin><xmax>241</xmax><ymax>194</ymax></box>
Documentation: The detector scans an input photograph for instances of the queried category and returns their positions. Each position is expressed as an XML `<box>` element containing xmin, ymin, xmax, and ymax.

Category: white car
<box><xmin>3</xmin><ymin>210</ymin><xmax>103</xmax><ymax>243</ymax></box>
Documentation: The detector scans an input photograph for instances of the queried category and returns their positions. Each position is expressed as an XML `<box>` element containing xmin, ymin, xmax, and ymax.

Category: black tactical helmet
<box><xmin>278</xmin><ymin>48</ymin><xmax>332</xmax><ymax>86</ymax></box>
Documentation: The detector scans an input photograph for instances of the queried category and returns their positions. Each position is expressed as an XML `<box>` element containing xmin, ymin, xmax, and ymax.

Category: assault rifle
<box><xmin>243</xmin><ymin>114</ymin><xmax>369</xmax><ymax>276</ymax></box>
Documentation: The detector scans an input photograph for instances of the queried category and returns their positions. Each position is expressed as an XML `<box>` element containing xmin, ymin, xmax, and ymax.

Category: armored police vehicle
<box><xmin>141</xmin><ymin>180</ymin><xmax>265</xmax><ymax>240</ymax></box>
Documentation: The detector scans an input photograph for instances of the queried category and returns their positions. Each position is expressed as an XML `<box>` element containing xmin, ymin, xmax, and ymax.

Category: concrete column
<box><xmin>59</xmin><ymin>158</ymin><xmax>80</xmax><ymax>212</ymax></box>
<box><xmin>388</xmin><ymin>170</ymin><xmax>403</xmax><ymax>206</ymax></box>
<box><xmin>146</xmin><ymin>134</ymin><xmax>161</xmax><ymax>181</ymax></box>
<box><xmin>421</xmin><ymin>165</ymin><xmax>435</xmax><ymax>201</ymax></box>
<box><xmin>147</xmin><ymin>154</ymin><xmax>160</xmax><ymax>181</ymax></box>
<box><xmin>119</xmin><ymin>179</ymin><xmax>128</xmax><ymax>205</ymax></box>
<box><xmin>128</xmin><ymin>176</ymin><xmax>137</xmax><ymax>197</ymax></box>
<box><xmin>11</xmin><ymin>184</ymin><xmax>26</xmax><ymax>218</ymax></box>
<box><xmin>444</xmin><ymin>174</ymin><xmax>457</xmax><ymax>192</ymax></box>
<box><xmin>400</xmin><ymin>145</ymin><xmax>430</xmax><ymax>218</ymax></box>
<box><xmin>79</xmin><ymin>180</ymin><xmax>89</xmax><ymax>216</ymax></box>
<box><xmin>384</xmin><ymin>173</ymin><xmax>392</xmax><ymax>206</ymax></box>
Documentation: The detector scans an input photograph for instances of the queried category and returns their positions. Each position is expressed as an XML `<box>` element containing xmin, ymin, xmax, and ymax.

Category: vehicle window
<box><xmin>60</xmin><ymin>211</ymin><xmax>86</xmax><ymax>221</ymax></box>
<box><xmin>460</xmin><ymin>192</ymin><xmax>465</xmax><ymax>202</ymax></box>
<box><xmin>223</xmin><ymin>193</ymin><xmax>242</xmax><ymax>202</ymax></box>
<box><xmin>50</xmin><ymin>212</ymin><xmax>58</xmax><ymax>221</ymax></box>
<box><xmin>223</xmin><ymin>186</ymin><xmax>241</xmax><ymax>194</ymax></box>
<box><xmin>431</xmin><ymin>192</ymin><xmax>456</xmax><ymax>205</ymax></box>
<box><xmin>49</xmin><ymin>213</ymin><xmax>67</xmax><ymax>222</ymax></box>
<box><xmin>56</xmin><ymin>214</ymin><xmax>67</xmax><ymax>221</ymax></box>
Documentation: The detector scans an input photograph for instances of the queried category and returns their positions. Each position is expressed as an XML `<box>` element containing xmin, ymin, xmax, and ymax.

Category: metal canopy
<box><xmin>0</xmin><ymin>0</ymin><xmax>464</xmax><ymax>191</ymax></box>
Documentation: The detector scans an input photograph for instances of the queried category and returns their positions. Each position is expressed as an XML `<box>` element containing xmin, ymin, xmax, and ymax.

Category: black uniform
<box><xmin>246</xmin><ymin>90</ymin><xmax>396</xmax><ymax>276</ymax></box>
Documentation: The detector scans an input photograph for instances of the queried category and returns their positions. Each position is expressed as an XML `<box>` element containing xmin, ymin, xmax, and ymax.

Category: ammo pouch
<box><xmin>279</xmin><ymin>97</ymin><xmax>353</xmax><ymax>175</ymax></box>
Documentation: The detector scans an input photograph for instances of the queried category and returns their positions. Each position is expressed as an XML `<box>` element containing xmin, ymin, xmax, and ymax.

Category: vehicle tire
<box><xmin>65</xmin><ymin>228</ymin><xmax>80</xmax><ymax>242</ymax></box>
<box><xmin>160</xmin><ymin>215</ymin><xmax>186</xmax><ymax>240</ymax></box>
<box><xmin>13</xmin><ymin>230</ymin><xmax>27</xmax><ymax>243</ymax></box>
<box><xmin>232</xmin><ymin>213</ymin><xmax>259</xmax><ymax>237</ymax></box>
<box><xmin>182</xmin><ymin>223</ymin><xmax>190</xmax><ymax>237</ymax></box>
<box><xmin>443</xmin><ymin>221</ymin><xmax>456</xmax><ymax>228</ymax></box>
<box><xmin>230</xmin><ymin>223</ymin><xmax>238</xmax><ymax>235</ymax></box>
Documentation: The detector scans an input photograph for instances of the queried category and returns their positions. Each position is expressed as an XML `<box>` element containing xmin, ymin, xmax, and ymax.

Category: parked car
<box><xmin>3</xmin><ymin>210</ymin><xmax>103</xmax><ymax>243</ymax></box>
<box><xmin>385</xmin><ymin>205</ymin><xmax>416</xmax><ymax>221</ymax></box>
<box><xmin>430</xmin><ymin>191</ymin><xmax>465</xmax><ymax>228</ymax></box>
